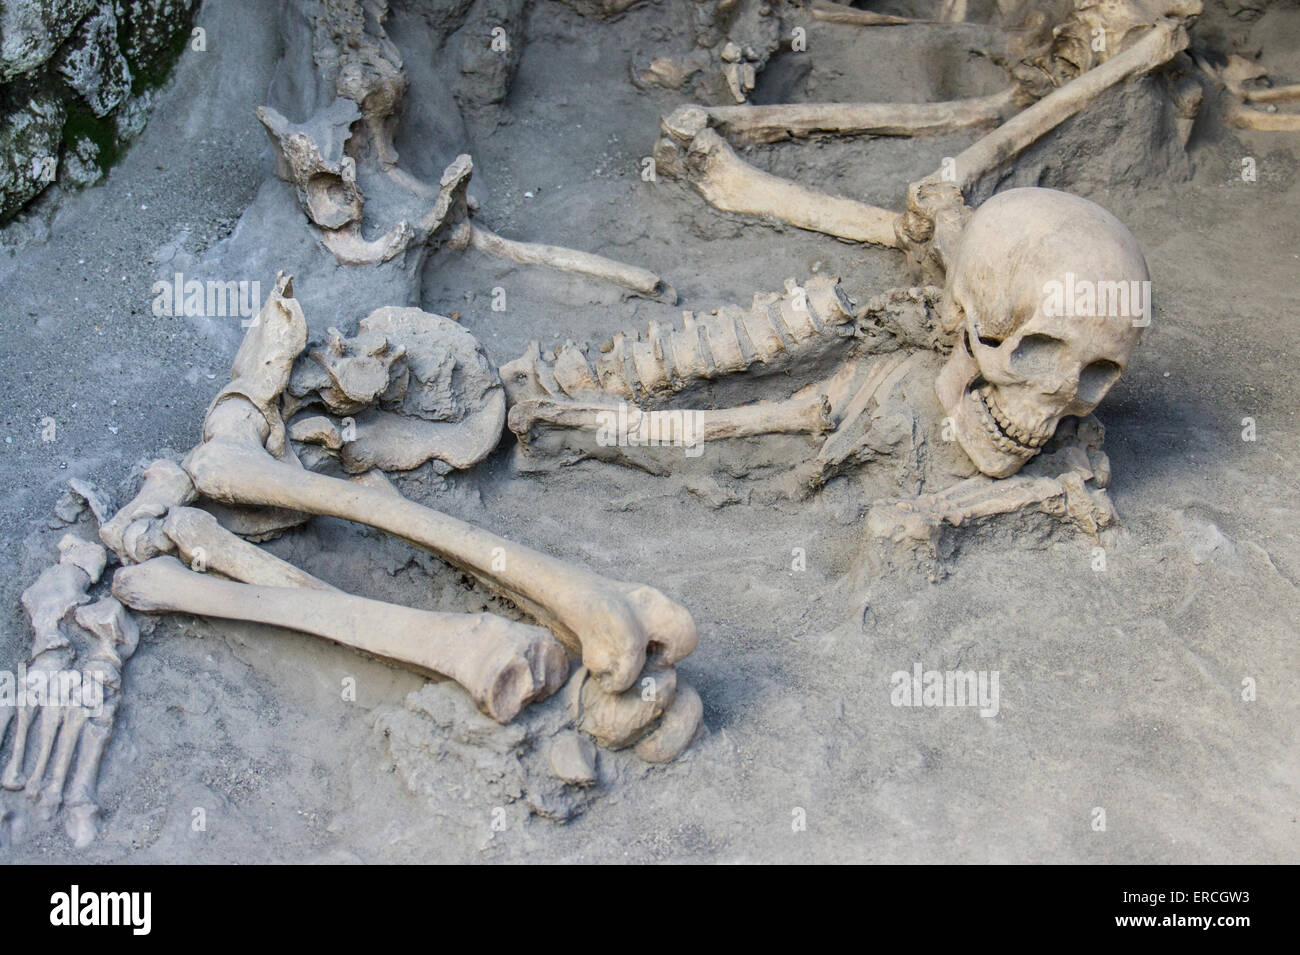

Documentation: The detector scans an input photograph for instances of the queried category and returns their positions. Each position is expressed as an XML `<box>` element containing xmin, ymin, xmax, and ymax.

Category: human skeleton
<box><xmin>0</xmin><ymin>0</ymin><xmax>1192</xmax><ymax>847</ymax></box>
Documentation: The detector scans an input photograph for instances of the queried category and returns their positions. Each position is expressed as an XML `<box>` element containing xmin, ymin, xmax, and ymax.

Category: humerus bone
<box><xmin>114</xmin><ymin>556</ymin><xmax>568</xmax><ymax>724</ymax></box>
<box><xmin>699</xmin><ymin>91</ymin><xmax>1018</xmax><ymax>146</ymax></box>
<box><xmin>656</xmin><ymin>109</ymin><xmax>902</xmax><ymax>247</ymax></box>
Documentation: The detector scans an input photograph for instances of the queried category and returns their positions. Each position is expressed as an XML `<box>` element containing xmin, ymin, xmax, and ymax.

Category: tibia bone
<box><xmin>113</xmin><ymin>556</ymin><xmax>568</xmax><ymax>725</ymax></box>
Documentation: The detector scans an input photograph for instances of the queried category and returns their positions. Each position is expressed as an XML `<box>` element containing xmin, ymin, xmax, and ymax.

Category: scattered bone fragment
<box><xmin>113</xmin><ymin>556</ymin><xmax>567</xmax><ymax>724</ymax></box>
<box><xmin>549</xmin><ymin>731</ymin><xmax>598</xmax><ymax>786</ymax></box>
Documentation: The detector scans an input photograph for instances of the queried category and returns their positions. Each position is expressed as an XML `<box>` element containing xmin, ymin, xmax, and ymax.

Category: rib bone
<box><xmin>113</xmin><ymin>556</ymin><xmax>567</xmax><ymax>724</ymax></box>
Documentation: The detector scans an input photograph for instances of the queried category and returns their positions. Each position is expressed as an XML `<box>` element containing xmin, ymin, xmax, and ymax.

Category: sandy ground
<box><xmin>1</xmin><ymin>0</ymin><xmax>1297</xmax><ymax>863</ymax></box>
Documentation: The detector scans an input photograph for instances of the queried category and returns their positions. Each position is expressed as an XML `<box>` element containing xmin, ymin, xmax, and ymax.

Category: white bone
<box><xmin>163</xmin><ymin>507</ymin><xmax>339</xmax><ymax>591</ymax></box>
<box><xmin>452</xmin><ymin>222</ymin><xmax>677</xmax><ymax>304</ymax></box>
<box><xmin>701</xmin><ymin>91</ymin><xmax>1018</xmax><ymax>146</ymax></box>
<box><xmin>114</xmin><ymin>556</ymin><xmax>568</xmax><ymax>724</ymax></box>
<box><xmin>656</xmin><ymin>116</ymin><xmax>901</xmax><ymax>246</ymax></box>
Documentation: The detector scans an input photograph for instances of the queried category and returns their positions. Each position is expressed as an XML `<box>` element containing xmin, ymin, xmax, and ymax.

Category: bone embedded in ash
<box><xmin>932</xmin><ymin>18</ymin><xmax>1188</xmax><ymax>194</ymax></box>
<box><xmin>501</xmin><ymin>274</ymin><xmax>857</xmax><ymax>408</ymax></box>
<box><xmin>113</xmin><ymin>556</ymin><xmax>568</xmax><ymax>724</ymax></box>
<box><xmin>286</xmin><ymin>306</ymin><xmax>507</xmax><ymax>474</ymax></box>
<box><xmin>810</xmin><ymin>0</ymin><xmax>927</xmax><ymax>25</ymax></box>
<box><xmin>20</xmin><ymin>534</ymin><xmax>104</xmax><ymax>657</ymax></box>
<box><xmin>634</xmin><ymin>680</ymin><xmax>704</xmax><ymax>763</ymax></box>
<box><xmin>162</xmin><ymin>507</ymin><xmax>339</xmax><ymax>591</ymax></box>
<box><xmin>187</xmin><ymin>276</ymin><xmax>698</xmax><ymax>694</ymax></box>
<box><xmin>461</xmin><ymin>223</ymin><xmax>677</xmax><ymax>304</ymax></box>
<box><xmin>574</xmin><ymin>661</ymin><xmax>677</xmax><ymax>750</ymax></box>
<box><xmin>656</xmin><ymin>108</ymin><xmax>902</xmax><ymax>246</ymax></box>
<box><xmin>98</xmin><ymin>458</ymin><xmax>196</xmax><ymax>563</ymax></box>
<box><xmin>701</xmin><ymin>91</ymin><xmax>1018</xmax><ymax>146</ymax></box>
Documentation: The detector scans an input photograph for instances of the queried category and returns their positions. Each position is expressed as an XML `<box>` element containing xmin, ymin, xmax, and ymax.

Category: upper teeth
<box><xmin>971</xmin><ymin>386</ymin><xmax>1049</xmax><ymax>453</ymax></box>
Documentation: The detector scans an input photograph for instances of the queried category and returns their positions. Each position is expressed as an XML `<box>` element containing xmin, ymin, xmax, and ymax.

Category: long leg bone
<box><xmin>184</xmin><ymin>404</ymin><xmax>696</xmax><ymax>695</ymax></box>
<box><xmin>162</xmin><ymin>507</ymin><xmax>339</xmax><ymax>591</ymax></box>
<box><xmin>114</xmin><ymin>556</ymin><xmax>568</xmax><ymax>724</ymax></box>
<box><xmin>193</xmin><ymin>275</ymin><xmax>697</xmax><ymax>695</ymax></box>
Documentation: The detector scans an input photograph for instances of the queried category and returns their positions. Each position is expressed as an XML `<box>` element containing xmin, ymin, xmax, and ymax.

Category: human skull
<box><xmin>935</xmin><ymin>188</ymin><xmax>1149</xmax><ymax>478</ymax></box>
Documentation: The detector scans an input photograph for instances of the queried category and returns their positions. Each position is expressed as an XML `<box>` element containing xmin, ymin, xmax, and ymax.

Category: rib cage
<box><xmin>500</xmin><ymin>275</ymin><xmax>856</xmax><ymax>407</ymax></box>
